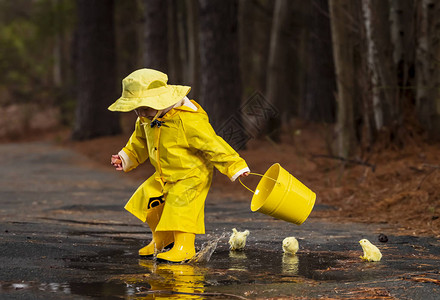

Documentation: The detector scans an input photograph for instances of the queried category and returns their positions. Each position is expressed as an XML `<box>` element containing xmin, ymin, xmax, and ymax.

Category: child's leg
<box><xmin>153</xmin><ymin>176</ymin><xmax>212</xmax><ymax>262</ymax></box>
<box><xmin>139</xmin><ymin>201</ymin><xmax>174</xmax><ymax>256</ymax></box>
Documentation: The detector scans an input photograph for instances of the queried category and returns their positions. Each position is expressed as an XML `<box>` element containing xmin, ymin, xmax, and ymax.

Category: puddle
<box><xmin>1</xmin><ymin>281</ymin><xmax>71</xmax><ymax>295</ymax></box>
<box><xmin>4</xmin><ymin>237</ymin><xmax>440</xmax><ymax>299</ymax></box>
<box><xmin>57</xmin><ymin>245</ymin><xmax>353</xmax><ymax>299</ymax></box>
<box><xmin>206</xmin><ymin>249</ymin><xmax>354</xmax><ymax>282</ymax></box>
<box><xmin>5</xmin><ymin>250</ymin><xmax>348</xmax><ymax>298</ymax></box>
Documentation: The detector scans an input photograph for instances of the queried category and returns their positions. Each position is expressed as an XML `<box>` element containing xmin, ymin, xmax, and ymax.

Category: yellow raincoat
<box><xmin>121</xmin><ymin>100</ymin><xmax>248</xmax><ymax>234</ymax></box>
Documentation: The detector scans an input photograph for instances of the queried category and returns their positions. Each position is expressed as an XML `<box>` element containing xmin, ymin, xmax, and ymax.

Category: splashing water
<box><xmin>189</xmin><ymin>233</ymin><xmax>227</xmax><ymax>263</ymax></box>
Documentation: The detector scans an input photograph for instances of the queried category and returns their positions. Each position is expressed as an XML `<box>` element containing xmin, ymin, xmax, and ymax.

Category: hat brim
<box><xmin>108</xmin><ymin>85</ymin><xmax>191</xmax><ymax>112</ymax></box>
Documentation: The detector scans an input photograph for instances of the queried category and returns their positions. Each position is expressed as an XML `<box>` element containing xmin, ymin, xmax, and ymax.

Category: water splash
<box><xmin>189</xmin><ymin>233</ymin><xmax>227</xmax><ymax>263</ymax></box>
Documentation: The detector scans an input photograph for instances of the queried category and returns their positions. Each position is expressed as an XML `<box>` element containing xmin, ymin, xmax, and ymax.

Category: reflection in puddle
<box><xmin>11</xmin><ymin>282</ymin><xmax>29</xmax><ymax>290</ymax></box>
<box><xmin>1</xmin><ymin>281</ymin><xmax>71</xmax><ymax>294</ymax></box>
<box><xmin>282</xmin><ymin>253</ymin><xmax>299</xmax><ymax>275</ymax></box>
<box><xmin>137</xmin><ymin>259</ymin><xmax>205</xmax><ymax>299</ymax></box>
<box><xmin>228</xmin><ymin>251</ymin><xmax>248</xmax><ymax>271</ymax></box>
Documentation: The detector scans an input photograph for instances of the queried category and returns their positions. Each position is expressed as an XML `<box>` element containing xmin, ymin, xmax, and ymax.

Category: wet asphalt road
<box><xmin>0</xmin><ymin>142</ymin><xmax>440</xmax><ymax>299</ymax></box>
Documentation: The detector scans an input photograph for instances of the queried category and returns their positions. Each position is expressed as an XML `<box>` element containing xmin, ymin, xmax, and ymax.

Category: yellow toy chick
<box><xmin>228</xmin><ymin>228</ymin><xmax>249</xmax><ymax>251</ymax></box>
<box><xmin>359</xmin><ymin>239</ymin><xmax>382</xmax><ymax>262</ymax></box>
<box><xmin>282</xmin><ymin>237</ymin><xmax>299</xmax><ymax>255</ymax></box>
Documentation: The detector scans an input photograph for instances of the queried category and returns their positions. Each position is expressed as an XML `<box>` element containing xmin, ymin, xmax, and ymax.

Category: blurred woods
<box><xmin>1</xmin><ymin>0</ymin><xmax>440</xmax><ymax>158</ymax></box>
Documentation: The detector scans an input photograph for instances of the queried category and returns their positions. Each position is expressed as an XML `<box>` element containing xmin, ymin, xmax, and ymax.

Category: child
<box><xmin>109</xmin><ymin>69</ymin><xmax>249</xmax><ymax>262</ymax></box>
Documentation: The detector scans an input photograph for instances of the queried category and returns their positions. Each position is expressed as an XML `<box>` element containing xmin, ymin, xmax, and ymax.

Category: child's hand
<box><xmin>240</xmin><ymin>172</ymin><xmax>249</xmax><ymax>178</ymax></box>
<box><xmin>111</xmin><ymin>154</ymin><xmax>123</xmax><ymax>171</ymax></box>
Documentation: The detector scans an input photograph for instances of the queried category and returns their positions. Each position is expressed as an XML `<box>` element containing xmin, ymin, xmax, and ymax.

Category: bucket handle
<box><xmin>238</xmin><ymin>172</ymin><xmax>279</xmax><ymax>194</ymax></box>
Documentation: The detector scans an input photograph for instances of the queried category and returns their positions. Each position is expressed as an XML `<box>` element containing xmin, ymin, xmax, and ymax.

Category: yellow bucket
<box><xmin>240</xmin><ymin>163</ymin><xmax>316</xmax><ymax>225</ymax></box>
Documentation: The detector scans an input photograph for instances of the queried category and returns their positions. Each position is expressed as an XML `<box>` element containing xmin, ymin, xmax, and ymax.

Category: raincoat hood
<box><xmin>108</xmin><ymin>69</ymin><xmax>191</xmax><ymax>112</ymax></box>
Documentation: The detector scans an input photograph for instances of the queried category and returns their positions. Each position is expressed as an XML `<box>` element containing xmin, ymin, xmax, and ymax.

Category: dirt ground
<box><xmin>4</xmin><ymin>119</ymin><xmax>440</xmax><ymax>238</ymax></box>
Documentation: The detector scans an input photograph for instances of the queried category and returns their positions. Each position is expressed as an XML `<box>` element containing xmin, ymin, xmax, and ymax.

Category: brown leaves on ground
<box><xmin>404</xmin><ymin>272</ymin><xmax>440</xmax><ymax>286</ymax></box>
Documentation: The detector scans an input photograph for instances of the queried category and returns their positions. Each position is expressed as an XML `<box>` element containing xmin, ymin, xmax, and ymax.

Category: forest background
<box><xmin>1</xmin><ymin>0</ymin><xmax>440</xmax><ymax>237</ymax></box>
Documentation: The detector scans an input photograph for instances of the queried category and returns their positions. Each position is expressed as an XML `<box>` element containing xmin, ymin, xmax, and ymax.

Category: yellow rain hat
<box><xmin>108</xmin><ymin>68</ymin><xmax>191</xmax><ymax>112</ymax></box>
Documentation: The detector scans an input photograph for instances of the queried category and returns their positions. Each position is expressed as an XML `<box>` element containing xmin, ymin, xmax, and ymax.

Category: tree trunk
<box><xmin>266</xmin><ymin>0</ymin><xmax>306</xmax><ymax>141</ymax></box>
<box><xmin>52</xmin><ymin>0</ymin><xmax>62</xmax><ymax>87</ymax></box>
<box><xmin>115</xmin><ymin>0</ymin><xmax>143</xmax><ymax>77</ymax></box>
<box><xmin>302</xmin><ymin>0</ymin><xmax>336</xmax><ymax>123</ymax></box>
<box><xmin>362</xmin><ymin>0</ymin><xmax>399</xmax><ymax>134</ymax></box>
<box><xmin>416</xmin><ymin>0</ymin><xmax>430</xmax><ymax>128</ymax></box>
<box><xmin>415</xmin><ymin>0</ymin><xmax>440</xmax><ymax>138</ymax></box>
<box><xmin>362</xmin><ymin>0</ymin><xmax>384</xmax><ymax>130</ymax></box>
<box><xmin>389</xmin><ymin>0</ymin><xmax>416</xmax><ymax>87</ymax></box>
<box><xmin>198</xmin><ymin>0</ymin><xmax>242</xmax><ymax>134</ymax></box>
<box><xmin>168</xmin><ymin>0</ymin><xmax>184</xmax><ymax>83</ymax></box>
<box><xmin>143</xmin><ymin>0</ymin><xmax>168</xmax><ymax>72</ymax></box>
<box><xmin>389</xmin><ymin>0</ymin><xmax>417</xmax><ymax>122</ymax></box>
<box><xmin>185</xmin><ymin>0</ymin><xmax>200</xmax><ymax>98</ymax></box>
<box><xmin>239</xmin><ymin>0</ymin><xmax>274</xmax><ymax>96</ymax></box>
<box><xmin>328</xmin><ymin>0</ymin><xmax>360</xmax><ymax>157</ymax></box>
<box><xmin>72</xmin><ymin>0</ymin><xmax>120</xmax><ymax>140</ymax></box>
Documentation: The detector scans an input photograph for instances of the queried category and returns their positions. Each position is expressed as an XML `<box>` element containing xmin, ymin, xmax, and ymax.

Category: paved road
<box><xmin>0</xmin><ymin>142</ymin><xmax>439</xmax><ymax>299</ymax></box>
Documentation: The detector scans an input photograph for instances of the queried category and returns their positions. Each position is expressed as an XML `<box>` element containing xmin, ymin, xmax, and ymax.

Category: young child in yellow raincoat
<box><xmin>109</xmin><ymin>69</ymin><xmax>250</xmax><ymax>262</ymax></box>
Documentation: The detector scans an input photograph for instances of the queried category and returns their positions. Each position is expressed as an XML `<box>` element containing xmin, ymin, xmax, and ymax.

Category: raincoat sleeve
<box><xmin>183</xmin><ymin>115</ymin><xmax>249</xmax><ymax>181</ymax></box>
<box><xmin>120</xmin><ymin>118</ymin><xmax>149</xmax><ymax>172</ymax></box>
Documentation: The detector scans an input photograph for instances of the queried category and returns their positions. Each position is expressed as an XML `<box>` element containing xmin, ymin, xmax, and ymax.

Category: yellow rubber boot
<box><xmin>156</xmin><ymin>231</ymin><xmax>196</xmax><ymax>262</ymax></box>
<box><xmin>139</xmin><ymin>203</ymin><xmax>174</xmax><ymax>256</ymax></box>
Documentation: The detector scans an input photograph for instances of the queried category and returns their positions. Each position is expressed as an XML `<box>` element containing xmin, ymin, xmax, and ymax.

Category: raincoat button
<box><xmin>154</xmin><ymin>147</ymin><xmax>157</xmax><ymax>150</ymax></box>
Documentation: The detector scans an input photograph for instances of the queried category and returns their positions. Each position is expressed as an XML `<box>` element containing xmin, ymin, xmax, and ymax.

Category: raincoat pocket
<box><xmin>124</xmin><ymin>174</ymin><xmax>163</xmax><ymax>222</ymax></box>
